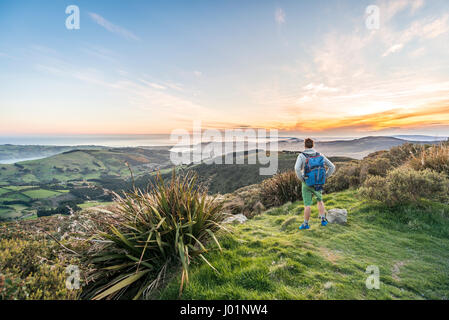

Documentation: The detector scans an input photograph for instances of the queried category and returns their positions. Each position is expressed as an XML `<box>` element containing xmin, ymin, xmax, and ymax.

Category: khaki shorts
<box><xmin>302</xmin><ymin>182</ymin><xmax>323</xmax><ymax>207</ymax></box>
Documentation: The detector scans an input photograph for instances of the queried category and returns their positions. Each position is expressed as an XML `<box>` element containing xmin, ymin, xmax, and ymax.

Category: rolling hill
<box><xmin>0</xmin><ymin>144</ymin><xmax>108</xmax><ymax>164</ymax></box>
<box><xmin>0</xmin><ymin>147</ymin><xmax>172</xmax><ymax>185</ymax></box>
<box><xmin>279</xmin><ymin>136</ymin><xmax>441</xmax><ymax>159</ymax></box>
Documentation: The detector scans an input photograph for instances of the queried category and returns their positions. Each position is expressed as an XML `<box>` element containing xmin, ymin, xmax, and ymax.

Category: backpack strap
<box><xmin>308</xmin><ymin>152</ymin><xmax>321</xmax><ymax>158</ymax></box>
<box><xmin>300</xmin><ymin>152</ymin><xmax>311</xmax><ymax>174</ymax></box>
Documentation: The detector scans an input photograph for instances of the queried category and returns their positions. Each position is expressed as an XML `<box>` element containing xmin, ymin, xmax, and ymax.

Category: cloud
<box><xmin>286</xmin><ymin>99</ymin><xmax>449</xmax><ymax>133</ymax></box>
<box><xmin>409</xmin><ymin>47</ymin><xmax>426</xmax><ymax>57</ymax></box>
<box><xmin>88</xmin><ymin>12</ymin><xmax>140</xmax><ymax>41</ymax></box>
<box><xmin>303</xmin><ymin>83</ymin><xmax>339</xmax><ymax>93</ymax></box>
<box><xmin>139</xmin><ymin>79</ymin><xmax>166</xmax><ymax>90</ymax></box>
<box><xmin>82</xmin><ymin>46</ymin><xmax>118</xmax><ymax>63</ymax></box>
<box><xmin>275</xmin><ymin>8</ymin><xmax>285</xmax><ymax>25</ymax></box>
<box><xmin>380</xmin><ymin>0</ymin><xmax>425</xmax><ymax>23</ymax></box>
<box><xmin>411</xmin><ymin>0</ymin><xmax>425</xmax><ymax>14</ymax></box>
<box><xmin>193</xmin><ymin>70</ymin><xmax>203</xmax><ymax>77</ymax></box>
<box><xmin>382</xmin><ymin>14</ymin><xmax>449</xmax><ymax>57</ymax></box>
<box><xmin>382</xmin><ymin>43</ymin><xmax>404</xmax><ymax>56</ymax></box>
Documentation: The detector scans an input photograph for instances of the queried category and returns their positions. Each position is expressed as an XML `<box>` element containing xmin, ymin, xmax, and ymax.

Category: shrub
<box><xmin>325</xmin><ymin>143</ymin><xmax>434</xmax><ymax>194</ymax></box>
<box><xmin>408</xmin><ymin>144</ymin><xmax>449</xmax><ymax>176</ymax></box>
<box><xmin>260</xmin><ymin>171</ymin><xmax>302</xmax><ymax>207</ymax></box>
<box><xmin>359</xmin><ymin>157</ymin><xmax>392</xmax><ymax>182</ymax></box>
<box><xmin>0</xmin><ymin>238</ymin><xmax>79</xmax><ymax>300</ymax></box>
<box><xmin>359</xmin><ymin>167</ymin><xmax>448</xmax><ymax>206</ymax></box>
<box><xmin>324</xmin><ymin>162</ymin><xmax>361</xmax><ymax>193</ymax></box>
<box><xmin>81</xmin><ymin>171</ymin><xmax>226</xmax><ymax>300</ymax></box>
<box><xmin>384</xmin><ymin>143</ymin><xmax>427</xmax><ymax>167</ymax></box>
<box><xmin>358</xmin><ymin>175</ymin><xmax>388</xmax><ymax>202</ymax></box>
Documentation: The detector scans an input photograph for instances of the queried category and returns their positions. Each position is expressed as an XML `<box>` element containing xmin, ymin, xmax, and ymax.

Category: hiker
<box><xmin>294</xmin><ymin>138</ymin><xmax>335</xmax><ymax>230</ymax></box>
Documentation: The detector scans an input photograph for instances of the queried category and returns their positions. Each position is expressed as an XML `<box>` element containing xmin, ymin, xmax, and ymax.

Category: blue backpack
<box><xmin>302</xmin><ymin>152</ymin><xmax>326</xmax><ymax>191</ymax></box>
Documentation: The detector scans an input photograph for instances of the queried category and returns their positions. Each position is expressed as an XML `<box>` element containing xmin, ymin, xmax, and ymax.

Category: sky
<box><xmin>1</xmin><ymin>0</ymin><xmax>449</xmax><ymax>137</ymax></box>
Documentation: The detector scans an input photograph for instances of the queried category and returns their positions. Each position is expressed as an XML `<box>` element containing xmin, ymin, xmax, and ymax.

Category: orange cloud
<box><xmin>277</xmin><ymin>100</ymin><xmax>449</xmax><ymax>133</ymax></box>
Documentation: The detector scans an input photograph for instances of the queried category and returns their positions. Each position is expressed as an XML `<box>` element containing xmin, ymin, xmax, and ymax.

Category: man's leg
<box><xmin>314</xmin><ymin>191</ymin><xmax>327</xmax><ymax>226</ymax></box>
<box><xmin>317</xmin><ymin>201</ymin><xmax>325</xmax><ymax>219</ymax></box>
<box><xmin>300</xmin><ymin>183</ymin><xmax>313</xmax><ymax>229</ymax></box>
<box><xmin>317</xmin><ymin>199</ymin><xmax>328</xmax><ymax>226</ymax></box>
<box><xmin>304</xmin><ymin>206</ymin><xmax>311</xmax><ymax>223</ymax></box>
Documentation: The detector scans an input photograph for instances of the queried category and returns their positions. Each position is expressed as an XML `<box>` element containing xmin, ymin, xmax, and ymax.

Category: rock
<box><xmin>324</xmin><ymin>281</ymin><xmax>333</xmax><ymax>290</ymax></box>
<box><xmin>223</xmin><ymin>213</ymin><xmax>248</xmax><ymax>224</ymax></box>
<box><xmin>327</xmin><ymin>208</ymin><xmax>347</xmax><ymax>224</ymax></box>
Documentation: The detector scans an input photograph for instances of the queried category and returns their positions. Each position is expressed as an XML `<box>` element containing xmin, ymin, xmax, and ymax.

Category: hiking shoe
<box><xmin>320</xmin><ymin>218</ymin><xmax>328</xmax><ymax>227</ymax></box>
<box><xmin>299</xmin><ymin>223</ymin><xmax>310</xmax><ymax>230</ymax></box>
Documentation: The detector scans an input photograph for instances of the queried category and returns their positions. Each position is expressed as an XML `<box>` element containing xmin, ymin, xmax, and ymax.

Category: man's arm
<box><xmin>323</xmin><ymin>155</ymin><xmax>336</xmax><ymax>178</ymax></box>
<box><xmin>294</xmin><ymin>154</ymin><xmax>305</xmax><ymax>182</ymax></box>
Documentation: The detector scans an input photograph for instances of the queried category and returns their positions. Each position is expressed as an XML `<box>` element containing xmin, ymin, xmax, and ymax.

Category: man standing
<box><xmin>294</xmin><ymin>138</ymin><xmax>335</xmax><ymax>230</ymax></box>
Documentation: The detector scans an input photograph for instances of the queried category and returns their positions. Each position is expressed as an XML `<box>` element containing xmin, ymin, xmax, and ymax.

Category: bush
<box><xmin>81</xmin><ymin>171</ymin><xmax>226</xmax><ymax>300</ymax></box>
<box><xmin>384</xmin><ymin>143</ymin><xmax>427</xmax><ymax>167</ymax></box>
<box><xmin>408</xmin><ymin>144</ymin><xmax>449</xmax><ymax>176</ymax></box>
<box><xmin>324</xmin><ymin>162</ymin><xmax>361</xmax><ymax>193</ymax></box>
<box><xmin>325</xmin><ymin>143</ymin><xmax>435</xmax><ymax>194</ymax></box>
<box><xmin>260</xmin><ymin>171</ymin><xmax>302</xmax><ymax>207</ymax></box>
<box><xmin>37</xmin><ymin>203</ymin><xmax>81</xmax><ymax>217</ymax></box>
<box><xmin>359</xmin><ymin>167</ymin><xmax>449</xmax><ymax>206</ymax></box>
<box><xmin>359</xmin><ymin>157</ymin><xmax>392</xmax><ymax>182</ymax></box>
<box><xmin>0</xmin><ymin>238</ymin><xmax>79</xmax><ymax>300</ymax></box>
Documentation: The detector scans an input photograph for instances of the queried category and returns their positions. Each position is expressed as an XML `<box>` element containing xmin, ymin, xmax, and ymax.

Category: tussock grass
<box><xmin>408</xmin><ymin>143</ymin><xmax>449</xmax><ymax>175</ymax></box>
<box><xmin>260</xmin><ymin>171</ymin><xmax>302</xmax><ymax>207</ymax></box>
<box><xmin>81</xmin><ymin>171</ymin><xmax>227</xmax><ymax>300</ymax></box>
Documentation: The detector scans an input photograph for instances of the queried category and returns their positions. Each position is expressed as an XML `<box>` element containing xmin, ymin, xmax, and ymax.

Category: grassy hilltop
<box><xmin>159</xmin><ymin>190</ymin><xmax>449</xmax><ymax>299</ymax></box>
<box><xmin>1</xmin><ymin>142</ymin><xmax>448</xmax><ymax>300</ymax></box>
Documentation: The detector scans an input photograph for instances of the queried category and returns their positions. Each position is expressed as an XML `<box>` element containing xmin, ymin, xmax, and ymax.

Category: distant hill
<box><xmin>279</xmin><ymin>136</ymin><xmax>440</xmax><ymax>159</ymax></box>
<box><xmin>2</xmin><ymin>135</ymin><xmax>436</xmax><ymax>187</ymax></box>
<box><xmin>393</xmin><ymin>135</ymin><xmax>448</xmax><ymax>142</ymax></box>
<box><xmin>182</xmin><ymin>151</ymin><xmax>353</xmax><ymax>194</ymax></box>
<box><xmin>0</xmin><ymin>147</ymin><xmax>172</xmax><ymax>185</ymax></box>
<box><xmin>0</xmin><ymin>145</ymin><xmax>108</xmax><ymax>164</ymax></box>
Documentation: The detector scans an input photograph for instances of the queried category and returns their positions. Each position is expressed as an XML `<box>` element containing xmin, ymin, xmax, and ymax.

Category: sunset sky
<box><xmin>1</xmin><ymin>0</ymin><xmax>449</xmax><ymax>137</ymax></box>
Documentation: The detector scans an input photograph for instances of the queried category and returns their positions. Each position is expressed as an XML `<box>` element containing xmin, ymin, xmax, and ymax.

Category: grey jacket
<box><xmin>294</xmin><ymin>148</ymin><xmax>336</xmax><ymax>182</ymax></box>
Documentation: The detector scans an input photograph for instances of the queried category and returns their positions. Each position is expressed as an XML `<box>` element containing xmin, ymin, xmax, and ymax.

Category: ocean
<box><xmin>0</xmin><ymin>134</ymin><xmax>175</xmax><ymax>147</ymax></box>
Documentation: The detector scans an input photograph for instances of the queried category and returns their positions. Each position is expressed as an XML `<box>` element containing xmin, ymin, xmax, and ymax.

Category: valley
<box><xmin>0</xmin><ymin>136</ymin><xmax>442</xmax><ymax>221</ymax></box>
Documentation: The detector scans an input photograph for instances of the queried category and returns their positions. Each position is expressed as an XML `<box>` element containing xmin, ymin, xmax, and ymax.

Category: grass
<box><xmin>21</xmin><ymin>189</ymin><xmax>62</xmax><ymax>199</ymax></box>
<box><xmin>78</xmin><ymin>201</ymin><xmax>113</xmax><ymax>209</ymax></box>
<box><xmin>0</xmin><ymin>208</ymin><xmax>22</xmax><ymax>219</ymax></box>
<box><xmin>159</xmin><ymin>190</ymin><xmax>449</xmax><ymax>300</ymax></box>
<box><xmin>0</xmin><ymin>185</ymin><xmax>107</xmax><ymax>221</ymax></box>
<box><xmin>81</xmin><ymin>172</ymin><xmax>226</xmax><ymax>300</ymax></box>
<box><xmin>0</xmin><ymin>147</ymin><xmax>173</xmax><ymax>185</ymax></box>
<box><xmin>3</xmin><ymin>186</ymin><xmax>33</xmax><ymax>191</ymax></box>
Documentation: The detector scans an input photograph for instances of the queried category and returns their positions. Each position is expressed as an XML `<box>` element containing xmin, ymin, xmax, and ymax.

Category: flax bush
<box><xmin>81</xmin><ymin>171</ymin><xmax>226</xmax><ymax>300</ymax></box>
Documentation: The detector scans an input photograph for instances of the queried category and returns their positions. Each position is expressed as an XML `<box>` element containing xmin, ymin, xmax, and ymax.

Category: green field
<box><xmin>159</xmin><ymin>190</ymin><xmax>449</xmax><ymax>300</ymax></box>
<box><xmin>0</xmin><ymin>188</ymin><xmax>10</xmax><ymax>196</ymax></box>
<box><xmin>78</xmin><ymin>201</ymin><xmax>114</xmax><ymax>209</ymax></box>
<box><xmin>0</xmin><ymin>147</ymin><xmax>172</xmax><ymax>185</ymax></box>
<box><xmin>22</xmin><ymin>189</ymin><xmax>63</xmax><ymax>199</ymax></box>
<box><xmin>0</xmin><ymin>186</ymin><xmax>70</xmax><ymax>221</ymax></box>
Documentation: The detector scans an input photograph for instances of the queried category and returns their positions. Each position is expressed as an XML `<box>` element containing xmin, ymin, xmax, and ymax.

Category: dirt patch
<box><xmin>391</xmin><ymin>261</ymin><xmax>406</xmax><ymax>281</ymax></box>
<box><xmin>317</xmin><ymin>247</ymin><xmax>341</xmax><ymax>264</ymax></box>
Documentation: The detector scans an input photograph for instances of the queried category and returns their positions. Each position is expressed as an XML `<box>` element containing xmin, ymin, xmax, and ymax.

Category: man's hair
<box><xmin>305</xmin><ymin>138</ymin><xmax>314</xmax><ymax>149</ymax></box>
